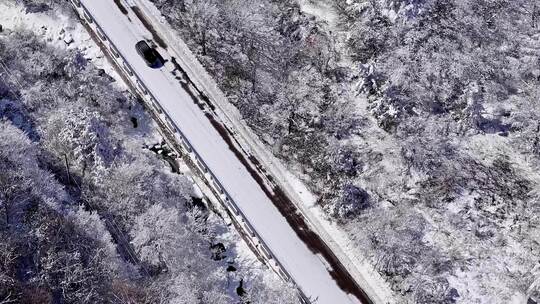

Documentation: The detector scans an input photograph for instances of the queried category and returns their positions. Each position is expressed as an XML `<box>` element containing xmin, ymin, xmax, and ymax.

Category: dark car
<box><xmin>135</xmin><ymin>40</ymin><xmax>163</xmax><ymax>68</ymax></box>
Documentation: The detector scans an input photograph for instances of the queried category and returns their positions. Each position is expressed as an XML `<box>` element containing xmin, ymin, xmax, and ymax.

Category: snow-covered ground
<box><xmin>0</xmin><ymin>2</ymin><xmax>121</xmax><ymax>83</ymax></box>
<box><xmin>298</xmin><ymin>0</ymin><xmax>339</xmax><ymax>28</ymax></box>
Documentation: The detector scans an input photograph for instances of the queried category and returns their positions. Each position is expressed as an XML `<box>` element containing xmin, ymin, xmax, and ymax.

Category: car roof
<box><xmin>136</xmin><ymin>40</ymin><xmax>150</xmax><ymax>51</ymax></box>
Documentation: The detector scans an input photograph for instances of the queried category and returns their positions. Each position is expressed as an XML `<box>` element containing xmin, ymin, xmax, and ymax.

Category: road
<box><xmin>78</xmin><ymin>1</ymin><xmax>367</xmax><ymax>303</ymax></box>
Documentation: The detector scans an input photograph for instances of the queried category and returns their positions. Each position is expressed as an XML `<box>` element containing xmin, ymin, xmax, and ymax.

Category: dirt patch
<box><xmin>113</xmin><ymin>0</ymin><xmax>129</xmax><ymax>15</ymax></box>
<box><xmin>180</xmin><ymin>82</ymin><xmax>205</xmax><ymax>110</ymax></box>
<box><xmin>131</xmin><ymin>6</ymin><xmax>168</xmax><ymax>49</ymax></box>
<box><xmin>146</xmin><ymin>142</ymin><xmax>179</xmax><ymax>173</ymax></box>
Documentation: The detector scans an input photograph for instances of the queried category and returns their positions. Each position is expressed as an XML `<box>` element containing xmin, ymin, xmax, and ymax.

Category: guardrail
<box><xmin>70</xmin><ymin>0</ymin><xmax>303</xmax><ymax>299</ymax></box>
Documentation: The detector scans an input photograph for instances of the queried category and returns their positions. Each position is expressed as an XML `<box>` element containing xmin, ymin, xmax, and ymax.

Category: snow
<box><xmin>79</xmin><ymin>0</ymin><xmax>362</xmax><ymax>302</ymax></box>
<box><xmin>283</xmin><ymin>171</ymin><xmax>317</xmax><ymax>208</ymax></box>
<box><xmin>297</xmin><ymin>0</ymin><xmax>339</xmax><ymax>28</ymax></box>
<box><xmin>0</xmin><ymin>2</ymin><xmax>122</xmax><ymax>85</ymax></box>
<box><xmin>309</xmin><ymin>204</ymin><xmax>396</xmax><ymax>303</ymax></box>
<box><xmin>283</xmin><ymin>168</ymin><xmax>396</xmax><ymax>304</ymax></box>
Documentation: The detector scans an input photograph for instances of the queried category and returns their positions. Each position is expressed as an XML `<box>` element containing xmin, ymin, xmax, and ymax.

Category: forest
<box><xmin>0</xmin><ymin>1</ymin><xmax>298</xmax><ymax>303</ymax></box>
<box><xmin>149</xmin><ymin>0</ymin><xmax>540</xmax><ymax>302</ymax></box>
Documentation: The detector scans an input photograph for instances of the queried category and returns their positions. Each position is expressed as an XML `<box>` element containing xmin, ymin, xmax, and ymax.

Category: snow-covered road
<box><xmin>78</xmin><ymin>1</ymin><xmax>365</xmax><ymax>302</ymax></box>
